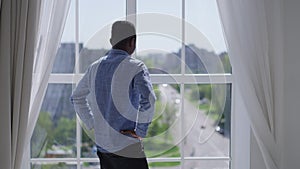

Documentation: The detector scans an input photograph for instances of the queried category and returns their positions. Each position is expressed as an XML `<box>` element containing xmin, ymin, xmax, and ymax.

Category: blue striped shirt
<box><xmin>71</xmin><ymin>49</ymin><xmax>156</xmax><ymax>152</ymax></box>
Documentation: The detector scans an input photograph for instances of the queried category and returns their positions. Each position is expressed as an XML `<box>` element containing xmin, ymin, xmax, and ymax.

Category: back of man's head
<box><xmin>110</xmin><ymin>21</ymin><xmax>136</xmax><ymax>48</ymax></box>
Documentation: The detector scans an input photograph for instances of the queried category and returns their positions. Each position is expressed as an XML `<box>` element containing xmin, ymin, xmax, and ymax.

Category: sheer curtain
<box><xmin>0</xmin><ymin>0</ymin><xmax>41</xmax><ymax>169</ymax></box>
<box><xmin>217</xmin><ymin>0</ymin><xmax>284</xmax><ymax>169</ymax></box>
<box><xmin>22</xmin><ymin>1</ymin><xmax>71</xmax><ymax>167</ymax></box>
<box><xmin>26</xmin><ymin>0</ymin><xmax>71</xmax><ymax>146</ymax></box>
<box><xmin>0</xmin><ymin>0</ymin><xmax>70</xmax><ymax>168</ymax></box>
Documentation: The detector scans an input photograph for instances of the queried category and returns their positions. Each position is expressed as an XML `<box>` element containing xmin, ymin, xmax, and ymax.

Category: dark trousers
<box><xmin>97</xmin><ymin>143</ymin><xmax>149</xmax><ymax>169</ymax></box>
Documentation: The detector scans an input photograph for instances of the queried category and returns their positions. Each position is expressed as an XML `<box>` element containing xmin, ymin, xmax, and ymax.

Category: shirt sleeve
<box><xmin>70</xmin><ymin>67</ymin><xmax>94</xmax><ymax>130</ymax></box>
<box><xmin>134</xmin><ymin>64</ymin><xmax>156</xmax><ymax>138</ymax></box>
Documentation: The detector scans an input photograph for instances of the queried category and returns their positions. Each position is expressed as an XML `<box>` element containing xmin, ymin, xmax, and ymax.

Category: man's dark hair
<box><xmin>110</xmin><ymin>21</ymin><xmax>136</xmax><ymax>49</ymax></box>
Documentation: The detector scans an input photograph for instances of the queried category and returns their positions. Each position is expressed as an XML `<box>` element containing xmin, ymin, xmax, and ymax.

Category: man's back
<box><xmin>73</xmin><ymin>20</ymin><xmax>153</xmax><ymax>168</ymax></box>
<box><xmin>71</xmin><ymin>49</ymin><xmax>156</xmax><ymax>153</ymax></box>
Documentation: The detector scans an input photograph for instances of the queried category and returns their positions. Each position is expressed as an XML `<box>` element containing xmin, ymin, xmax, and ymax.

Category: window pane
<box><xmin>31</xmin><ymin>84</ymin><xmax>76</xmax><ymax>158</ymax></box>
<box><xmin>136</xmin><ymin>48</ymin><xmax>181</xmax><ymax>74</ymax></box>
<box><xmin>185</xmin><ymin>0</ymin><xmax>231</xmax><ymax>74</ymax></box>
<box><xmin>79</xmin><ymin>0</ymin><xmax>125</xmax><ymax>73</ymax></box>
<box><xmin>137</xmin><ymin>0</ymin><xmax>182</xmax><ymax>74</ymax></box>
<box><xmin>52</xmin><ymin>43</ymin><xmax>76</xmax><ymax>74</ymax></box>
<box><xmin>79</xmin><ymin>0</ymin><xmax>125</xmax><ymax>46</ymax></box>
<box><xmin>52</xmin><ymin>0</ymin><xmax>75</xmax><ymax>74</ymax></box>
<box><xmin>183</xmin><ymin>84</ymin><xmax>231</xmax><ymax>157</ymax></box>
<box><xmin>143</xmin><ymin>84</ymin><xmax>181</xmax><ymax>159</ymax></box>
<box><xmin>137</xmin><ymin>0</ymin><xmax>181</xmax><ymax>17</ymax></box>
<box><xmin>31</xmin><ymin>164</ymin><xmax>77</xmax><ymax>169</ymax></box>
<box><xmin>81</xmin><ymin>127</ymin><xmax>97</xmax><ymax>158</ymax></box>
<box><xmin>184</xmin><ymin>160</ymin><xmax>230</xmax><ymax>169</ymax></box>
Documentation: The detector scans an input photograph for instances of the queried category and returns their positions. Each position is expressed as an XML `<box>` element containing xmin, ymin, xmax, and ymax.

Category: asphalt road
<box><xmin>151</xmin><ymin>85</ymin><xmax>230</xmax><ymax>169</ymax></box>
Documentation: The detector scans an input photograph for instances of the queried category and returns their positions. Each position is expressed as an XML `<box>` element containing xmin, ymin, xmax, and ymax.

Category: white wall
<box><xmin>282</xmin><ymin>0</ymin><xmax>300</xmax><ymax>168</ymax></box>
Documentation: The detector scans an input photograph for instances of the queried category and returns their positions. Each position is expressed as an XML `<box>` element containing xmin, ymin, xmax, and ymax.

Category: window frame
<box><xmin>29</xmin><ymin>0</ymin><xmax>251</xmax><ymax>169</ymax></box>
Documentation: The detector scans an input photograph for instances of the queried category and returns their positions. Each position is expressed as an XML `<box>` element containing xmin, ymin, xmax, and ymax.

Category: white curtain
<box><xmin>0</xmin><ymin>0</ymin><xmax>70</xmax><ymax>168</ymax></box>
<box><xmin>22</xmin><ymin>2</ymin><xmax>71</xmax><ymax>167</ymax></box>
<box><xmin>217</xmin><ymin>0</ymin><xmax>284</xmax><ymax>169</ymax></box>
<box><xmin>0</xmin><ymin>0</ymin><xmax>41</xmax><ymax>169</ymax></box>
<box><xmin>25</xmin><ymin>0</ymin><xmax>71</xmax><ymax>146</ymax></box>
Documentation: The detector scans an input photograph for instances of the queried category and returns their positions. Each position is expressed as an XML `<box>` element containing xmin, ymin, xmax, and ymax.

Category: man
<box><xmin>71</xmin><ymin>21</ymin><xmax>156</xmax><ymax>169</ymax></box>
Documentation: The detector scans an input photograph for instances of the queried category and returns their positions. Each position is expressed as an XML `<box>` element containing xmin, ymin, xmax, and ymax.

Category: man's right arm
<box><xmin>70</xmin><ymin>67</ymin><xmax>94</xmax><ymax>130</ymax></box>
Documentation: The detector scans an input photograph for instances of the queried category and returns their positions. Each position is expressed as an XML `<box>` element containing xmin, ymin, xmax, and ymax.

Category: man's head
<box><xmin>110</xmin><ymin>21</ymin><xmax>136</xmax><ymax>55</ymax></box>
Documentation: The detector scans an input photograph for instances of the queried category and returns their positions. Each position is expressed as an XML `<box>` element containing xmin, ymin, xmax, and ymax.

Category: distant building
<box><xmin>41</xmin><ymin>43</ymin><xmax>108</xmax><ymax>121</ymax></box>
<box><xmin>45</xmin><ymin>145</ymin><xmax>73</xmax><ymax>158</ymax></box>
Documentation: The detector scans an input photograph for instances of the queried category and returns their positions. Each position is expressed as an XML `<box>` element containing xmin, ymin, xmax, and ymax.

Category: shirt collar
<box><xmin>108</xmin><ymin>49</ymin><xmax>130</xmax><ymax>57</ymax></box>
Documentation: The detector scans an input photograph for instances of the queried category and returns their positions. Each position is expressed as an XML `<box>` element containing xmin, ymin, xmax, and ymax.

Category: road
<box><xmin>151</xmin><ymin>85</ymin><xmax>230</xmax><ymax>169</ymax></box>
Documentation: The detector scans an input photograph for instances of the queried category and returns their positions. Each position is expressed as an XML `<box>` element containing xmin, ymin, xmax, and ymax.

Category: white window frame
<box><xmin>29</xmin><ymin>0</ymin><xmax>250</xmax><ymax>169</ymax></box>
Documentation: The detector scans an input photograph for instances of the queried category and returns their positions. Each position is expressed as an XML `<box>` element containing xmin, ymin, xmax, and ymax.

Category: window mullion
<box><xmin>48</xmin><ymin>74</ymin><xmax>233</xmax><ymax>84</ymax></box>
<box><xmin>126</xmin><ymin>0</ymin><xmax>136</xmax><ymax>26</ymax></box>
<box><xmin>180</xmin><ymin>0</ymin><xmax>186</xmax><ymax>168</ymax></box>
<box><xmin>75</xmin><ymin>0</ymin><xmax>81</xmax><ymax>168</ymax></box>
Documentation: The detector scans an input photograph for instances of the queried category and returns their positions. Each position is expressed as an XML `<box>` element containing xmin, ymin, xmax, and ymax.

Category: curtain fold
<box><xmin>26</xmin><ymin>0</ymin><xmax>71</xmax><ymax>144</ymax></box>
<box><xmin>23</xmin><ymin>0</ymin><xmax>71</xmax><ymax>166</ymax></box>
<box><xmin>0</xmin><ymin>0</ymin><xmax>41</xmax><ymax>169</ymax></box>
<box><xmin>217</xmin><ymin>0</ymin><xmax>284</xmax><ymax>169</ymax></box>
<box><xmin>0</xmin><ymin>0</ymin><xmax>70</xmax><ymax>168</ymax></box>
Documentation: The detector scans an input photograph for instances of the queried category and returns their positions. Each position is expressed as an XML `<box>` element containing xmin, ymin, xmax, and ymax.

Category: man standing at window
<box><xmin>71</xmin><ymin>21</ymin><xmax>156</xmax><ymax>169</ymax></box>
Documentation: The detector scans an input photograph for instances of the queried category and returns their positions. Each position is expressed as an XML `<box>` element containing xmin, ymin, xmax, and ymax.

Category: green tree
<box><xmin>53</xmin><ymin>117</ymin><xmax>76</xmax><ymax>146</ymax></box>
<box><xmin>37</xmin><ymin>112</ymin><xmax>53</xmax><ymax>131</ymax></box>
<box><xmin>220</xmin><ymin>52</ymin><xmax>232</xmax><ymax>73</ymax></box>
<box><xmin>37</xmin><ymin>112</ymin><xmax>54</xmax><ymax>149</ymax></box>
<box><xmin>31</xmin><ymin>112</ymin><xmax>54</xmax><ymax>156</ymax></box>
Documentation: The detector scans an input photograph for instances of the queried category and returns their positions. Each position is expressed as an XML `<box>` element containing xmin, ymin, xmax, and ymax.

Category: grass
<box><xmin>198</xmin><ymin>103</ymin><xmax>210</xmax><ymax>110</ymax></box>
<box><xmin>149</xmin><ymin>161</ymin><xmax>181</xmax><ymax>167</ymax></box>
<box><xmin>144</xmin><ymin>140</ymin><xmax>181</xmax><ymax>167</ymax></box>
<box><xmin>144</xmin><ymin>141</ymin><xmax>180</xmax><ymax>158</ymax></box>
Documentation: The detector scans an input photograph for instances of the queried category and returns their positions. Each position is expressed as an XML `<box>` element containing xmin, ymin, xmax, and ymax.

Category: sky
<box><xmin>61</xmin><ymin>0</ymin><xmax>227</xmax><ymax>54</ymax></box>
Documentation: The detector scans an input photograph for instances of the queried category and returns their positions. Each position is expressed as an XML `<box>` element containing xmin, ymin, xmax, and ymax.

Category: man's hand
<box><xmin>120</xmin><ymin>130</ymin><xmax>142</xmax><ymax>140</ymax></box>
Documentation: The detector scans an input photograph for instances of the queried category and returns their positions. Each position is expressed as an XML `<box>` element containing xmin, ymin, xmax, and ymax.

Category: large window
<box><xmin>30</xmin><ymin>0</ymin><xmax>232</xmax><ymax>169</ymax></box>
